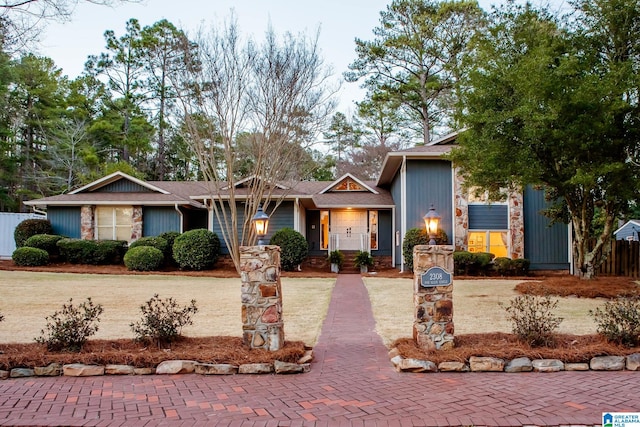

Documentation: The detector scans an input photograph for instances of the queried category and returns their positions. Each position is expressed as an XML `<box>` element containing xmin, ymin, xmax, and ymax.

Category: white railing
<box><xmin>328</xmin><ymin>233</ymin><xmax>370</xmax><ymax>252</ymax></box>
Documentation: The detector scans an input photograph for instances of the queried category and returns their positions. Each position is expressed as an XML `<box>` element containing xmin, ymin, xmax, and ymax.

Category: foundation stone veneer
<box><xmin>240</xmin><ymin>245</ymin><xmax>284</xmax><ymax>351</ymax></box>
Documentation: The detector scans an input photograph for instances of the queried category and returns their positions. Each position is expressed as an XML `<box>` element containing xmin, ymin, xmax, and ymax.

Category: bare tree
<box><xmin>174</xmin><ymin>17</ymin><xmax>336</xmax><ymax>271</ymax></box>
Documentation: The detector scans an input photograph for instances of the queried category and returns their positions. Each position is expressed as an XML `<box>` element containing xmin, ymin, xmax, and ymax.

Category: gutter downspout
<box><xmin>174</xmin><ymin>204</ymin><xmax>184</xmax><ymax>233</ymax></box>
<box><xmin>400</xmin><ymin>155</ymin><xmax>407</xmax><ymax>273</ymax></box>
<box><xmin>32</xmin><ymin>207</ymin><xmax>47</xmax><ymax>216</ymax></box>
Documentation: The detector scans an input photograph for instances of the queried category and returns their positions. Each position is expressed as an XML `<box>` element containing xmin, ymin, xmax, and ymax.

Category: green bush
<box><xmin>124</xmin><ymin>246</ymin><xmax>165</xmax><ymax>271</ymax></box>
<box><xmin>35</xmin><ymin>298</ymin><xmax>104</xmax><ymax>352</ymax></box>
<box><xmin>173</xmin><ymin>229</ymin><xmax>220</xmax><ymax>270</ymax></box>
<box><xmin>454</xmin><ymin>251</ymin><xmax>495</xmax><ymax>275</ymax></box>
<box><xmin>57</xmin><ymin>239</ymin><xmax>127</xmax><ymax>264</ymax></box>
<box><xmin>590</xmin><ymin>298</ymin><xmax>640</xmax><ymax>347</ymax></box>
<box><xmin>402</xmin><ymin>227</ymin><xmax>448</xmax><ymax>271</ymax></box>
<box><xmin>158</xmin><ymin>231</ymin><xmax>180</xmax><ymax>264</ymax></box>
<box><xmin>512</xmin><ymin>258</ymin><xmax>530</xmax><ymax>276</ymax></box>
<box><xmin>14</xmin><ymin>219</ymin><xmax>53</xmax><ymax>247</ymax></box>
<box><xmin>500</xmin><ymin>294</ymin><xmax>563</xmax><ymax>347</ymax></box>
<box><xmin>328</xmin><ymin>250</ymin><xmax>344</xmax><ymax>270</ymax></box>
<box><xmin>269</xmin><ymin>228</ymin><xmax>308</xmax><ymax>271</ymax></box>
<box><xmin>12</xmin><ymin>247</ymin><xmax>49</xmax><ymax>266</ymax></box>
<box><xmin>354</xmin><ymin>250</ymin><xmax>374</xmax><ymax>268</ymax></box>
<box><xmin>24</xmin><ymin>234</ymin><xmax>64</xmax><ymax>258</ymax></box>
<box><xmin>129</xmin><ymin>236</ymin><xmax>169</xmax><ymax>265</ymax></box>
<box><xmin>493</xmin><ymin>257</ymin><xmax>513</xmax><ymax>276</ymax></box>
<box><xmin>130</xmin><ymin>294</ymin><xmax>198</xmax><ymax>347</ymax></box>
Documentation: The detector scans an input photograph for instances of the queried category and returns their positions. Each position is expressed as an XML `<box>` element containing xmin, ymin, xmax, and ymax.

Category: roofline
<box><xmin>69</xmin><ymin>171</ymin><xmax>170</xmax><ymax>195</ymax></box>
<box><xmin>312</xmin><ymin>204</ymin><xmax>396</xmax><ymax>209</ymax></box>
<box><xmin>614</xmin><ymin>220</ymin><xmax>640</xmax><ymax>235</ymax></box>
<box><xmin>24</xmin><ymin>200</ymin><xmax>201</xmax><ymax>207</ymax></box>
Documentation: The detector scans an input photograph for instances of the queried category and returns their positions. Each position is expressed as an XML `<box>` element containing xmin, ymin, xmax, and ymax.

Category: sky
<box><xmin>37</xmin><ymin>0</ymin><xmax>566</xmax><ymax>113</ymax></box>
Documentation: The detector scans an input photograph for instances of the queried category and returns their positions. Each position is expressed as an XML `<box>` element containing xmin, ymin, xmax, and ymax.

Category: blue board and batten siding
<box><xmin>99</xmin><ymin>180</ymin><xmax>152</xmax><ymax>192</ymax></box>
<box><xmin>468</xmin><ymin>205</ymin><xmax>508</xmax><ymax>230</ymax></box>
<box><xmin>523</xmin><ymin>187</ymin><xmax>569</xmax><ymax>270</ymax></box>
<box><xmin>48</xmin><ymin>207</ymin><xmax>81</xmax><ymax>238</ymax></box>
<box><xmin>142</xmin><ymin>207</ymin><xmax>180</xmax><ymax>236</ymax></box>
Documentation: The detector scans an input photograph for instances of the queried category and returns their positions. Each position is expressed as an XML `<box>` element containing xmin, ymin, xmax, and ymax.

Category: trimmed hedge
<box><xmin>158</xmin><ymin>231</ymin><xmax>180</xmax><ymax>264</ymax></box>
<box><xmin>453</xmin><ymin>251</ymin><xmax>495</xmax><ymax>276</ymax></box>
<box><xmin>269</xmin><ymin>228</ymin><xmax>308</xmax><ymax>271</ymax></box>
<box><xmin>402</xmin><ymin>227</ymin><xmax>448</xmax><ymax>271</ymax></box>
<box><xmin>57</xmin><ymin>239</ymin><xmax>127</xmax><ymax>265</ymax></box>
<box><xmin>129</xmin><ymin>236</ymin><xmax>169</xmax><ymax>265</ymax></box>
<box><xmin>494</xmin><ymin>257</ymin><xmax>531</xmax><ymax>276</ymax></box>
<box><xmin>124</xmin><ymin>246</ymin><xmax>165</xmax><ymax>271</ymax></box>
<box><xmin>24</xmin><ymin>234</ymin><xmax>64</xmax><ymax>258</ymax></box>
<box><xmin>14</xmin><ymin>219</ymin><xmax>53</xmax><ymax>247</ymax></box>
<box><xmin>12</xmin><ymin>247</ymin><xmax>49</xmax><ymax>266</ymax></box>
<box><xmin>173</xmin><ymin>229</ymin><xmax>220</xmax><ymax>270</ymax></box>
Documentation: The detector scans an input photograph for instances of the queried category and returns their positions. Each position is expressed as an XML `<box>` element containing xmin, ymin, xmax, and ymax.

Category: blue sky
<box><xmin>38</xmin><ymin>0</ymin><xmax>567</xmax><ymax>112</ymax></box>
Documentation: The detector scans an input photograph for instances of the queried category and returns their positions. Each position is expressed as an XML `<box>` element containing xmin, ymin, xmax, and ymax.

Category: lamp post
<box><xmin>423</xmin><ymin>205</ymin><xmax>441</xmax><ymax>245</ymax></box>
<box><xmin>252</xmin><ymin>203</ymin><xmax>270</xmax><ymax>245</ymax></box>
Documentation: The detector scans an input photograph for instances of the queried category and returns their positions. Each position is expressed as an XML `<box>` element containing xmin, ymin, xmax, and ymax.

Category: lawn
<box><xmin>0</xmin><ymin>271</ymin><xmax>335</xmax><ymax>346</ymax></box>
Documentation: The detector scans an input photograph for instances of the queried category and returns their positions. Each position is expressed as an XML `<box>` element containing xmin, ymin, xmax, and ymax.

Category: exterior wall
<box><xmin>453</xmin><ymin>171</ymin><xmax>468</xmax><ymax>250</ymax></box>
<box><xmin>523</xmin><ymin>186</ymin><xmax>569</xmax><ymax>270</ymax></box>
<box><xmin>508</xmin><ymin>191</ymin><xmax>525</xmax><ymax>260</ymax></box>
<box><xmin>377</xmin><ymin>210</ymin><xmax>393</xmax><ymax>256</ymax></box>
<box><xmin>390</xmin><ymin>169</ymin><xmax>403</xmax><ymax>266</ymax></box>
<box><xmin>142</xmin><ymin>207</ymin><xmax>181</xmax><ymax>236</ymax></box>
<box><xmin>615</xmin><ymin>223</ymin><xmax>640</xmax><ymax>241</ymax></box>
<box><xmin>80</xmin><ymin>205</ymin><xmax>94</xmax><ymax>240</ymax></box>
<box><xmin>305</xmin><ymin>210</ymin><xmax>322</xmax><ymax>255</ymax></box>
<box><xmin>131</xmin><ymin>206</ymin><xmax>143</xmax><ymax>240</ymax></box>
<box><xmin>47</xmin><ymin>207</ymin><xmax>81</xmax><ymax>239</ymax></box>
<box><xmin>0</xmin><ymin>212</ymin><xmax>47</xmax><ymax>259</ymax></box>
<box><xmin>468</xmin><ymin>205</ymin><xmax>508</xmax><ymax>229</ymax></box>
<box><xmin>100</xmin><ymin>180</ymin><xmax>152</xmax><ymax>192</ymax></box>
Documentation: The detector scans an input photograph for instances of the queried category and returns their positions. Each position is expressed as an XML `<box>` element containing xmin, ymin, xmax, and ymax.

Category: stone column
<box><xmin>508</xmin><ymin>190</ymin><xmax>525</xmax><ymax>260</ymax></box>
<box><xmin>80</xmin><ymin>205</ymin><xmax>94</xmax><ymax>240</ymax></box>
<box><xmin>239</xmin><ymin>245</ymin><xmax>284</xmax><ymax>351</ymax></box>
<box><xmin>131</xmin><ymin>206</ymin><xmax>143</xmax><ymax>241</ymax></box>
<box><xmin>412</xmin><ymin>245</ymin><xmax>455</xmax><ymax>351</ymax></box>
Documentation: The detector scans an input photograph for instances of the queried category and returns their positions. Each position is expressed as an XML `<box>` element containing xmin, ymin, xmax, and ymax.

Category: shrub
<box><xmin>590</xmin><ymin>298</ymin><xmax>640</xmax><ymax>347</ymax></box>
<box><xmin>454</xmin><ymin>251</ymin><xmax>496</xmax><ymax>275</ymax></box>
<box><xmin>269</xmin><ymin>228</ymin><xmax>308</xmax><ymax>271</ymax></box>
<box><xmin>24</xmin><ymin>234</ymin><xmax>64</xmax><ymax>258</ymax></box>
<box><xmin>158</xmin><ymin>231</ymin><xmax>180</xmax><ymax>264</ymax></box>
<box><xmin>130</xmin><ymin>294</ymin><xmax>198</xmax><ymax>347</ymax></box>
<box><xmin>402</xmin><ymin>227</ymin><xmax>448</xmax><ymax>271</ymax></box>
<box><xmin>95</xmin><ymin>240</ymin><xmax>128</xmax><ymax>264</ymax></box>
<box><xmin>354</xmin><ymin>250</ymin><xmax>374</xmax><ymax>268</ymax></box>
<box><xmin>12</xmin><ymin>247</ymin><xmax>49</xmax><ymax>266</ymax></box>
<box><xmin>500</xmin><ymin>294</ymin><xmax>563</xmax><ymax>347</ymax></box>
<box><xmin>512</xmin><ymin>258</ymin><xmax>530</xmax><ymax>276</ymax></box>
<box><xmin>124</xmin><ymin>246</ymin><xmax>165</xmax><ymax>271</ymax></box>
<box><xmin>173</xmin><ymin>229</ymin><xmax>220</xmax><ymax>270</ymax></box>
<box><xmin>35</xmin><ymin>298</ymin><xmax>104</xmax><ymax>352</ymax></box>
<box><xmin>328</xmin><ymin>250</ymin><xmax>344</xmax><ymax>269</ymax></box>
<box><xmin>57</xmin><ymin>239</ymin><xmax>127</xmax><ymax>264</ymax></box>
<box><xmin>493</xmin><ymin>257</ymin><xmax>513</xmax><ymax>276</ymax></box>
<box><xmin>14</xmin><ymin>219</ymin><xmax>53</xmax><ymax>247</ymax></box>
<box><xmin>129</xmin><ymin>236</ymin><xmax>169</xmax><ymax>265</ymax></box>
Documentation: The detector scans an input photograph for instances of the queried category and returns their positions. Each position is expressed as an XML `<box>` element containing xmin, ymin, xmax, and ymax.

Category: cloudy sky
<box><xmin>37</xmin><ymin>0</ymin><xmax>567</xmax><ymax>112</ymax></box>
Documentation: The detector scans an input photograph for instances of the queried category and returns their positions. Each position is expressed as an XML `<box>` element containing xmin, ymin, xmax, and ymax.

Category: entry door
<box><xmin>332</xmin><ymin>210</ymin><xmax>368</xmax><ymax>250</ymax></box>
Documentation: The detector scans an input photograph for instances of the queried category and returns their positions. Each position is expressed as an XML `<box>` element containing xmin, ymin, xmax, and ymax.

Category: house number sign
<box><xmin>420</xmin><ymin>266</ymin><xmax>452</xmax><ymax>288</ymax></box>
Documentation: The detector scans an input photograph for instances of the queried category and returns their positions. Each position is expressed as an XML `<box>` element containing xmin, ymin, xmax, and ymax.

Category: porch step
<box><xmin>340</xmin><ymin>251</ymin><xmax>361</xmax><ymax>273</ymax></box>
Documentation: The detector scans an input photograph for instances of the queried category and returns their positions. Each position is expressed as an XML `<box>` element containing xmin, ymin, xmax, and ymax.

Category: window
<box><xmin>320</xmin><ymin>210</ymin><xmax>329</xmax><ymax>250</ymax></box>
<box><xmin>96</xmin><ymin>206</ymin><xmax>133</xmax><ymax>241</ymax></box>
<box><xmin>468</xmin><ymin>231</ymin><xmax>508</xmax><ymax>257</ymax></box>
<box><xmin>369</xmin><ymin>210</ymin><xmax>378</xmax><ymax>251</ymax></box>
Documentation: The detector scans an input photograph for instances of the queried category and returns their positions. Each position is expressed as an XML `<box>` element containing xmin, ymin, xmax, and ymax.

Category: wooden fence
<box><xmin>597</xmin><ymin>240</ymin><xmax>640</xmax><ymax>277</ymax></box>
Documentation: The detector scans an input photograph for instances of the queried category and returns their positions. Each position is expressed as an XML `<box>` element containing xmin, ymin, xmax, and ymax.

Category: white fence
<box><xmin>0</xmin><ymin>212</ymin><xmax>47</xmax><ymax>259</ymax></box>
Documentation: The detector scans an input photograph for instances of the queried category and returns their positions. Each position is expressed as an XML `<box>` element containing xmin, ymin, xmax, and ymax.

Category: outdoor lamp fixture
<box><xmin>252</xmin><ymin>203</ymin><xmax>270</xmax><ymax>245</ymax></box>
<box><xmin>423</xmin><ymin>205</ymin><xmax>441</xmax><ymax>245</ymax></box>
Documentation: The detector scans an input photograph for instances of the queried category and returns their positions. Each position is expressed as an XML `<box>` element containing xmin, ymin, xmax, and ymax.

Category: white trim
<box><xmin>391</xmin><ymin>206</ymin><xmax>396</xmax><ymax>267</ymax></box>
<box><xmin>70</xmin><ymin>171</ymin><xmax>170</xmax><ymax>195</ymax></box>
<box><xmin>294</xmin><ymin>198</ymin><xmax>300</xmax><ymax>233</ymax></box>
<box><xmin>222</xmin><ymin>175</ymin><xmax>289</xmax><ymax>191</ymax></box>
<box><xmin>614</xmin><ymin>220</ymin><xmax>640</xmax><ymax>236</ymax></box>
<box><xmin>318</xmin><ymin>173</ymin><xmax>379</xmax><ymax>195</ymax></box>
<box><xmin>400</xmin><ymin>155</ymin><xmax>407</xmax><ymax>272</ymax></box>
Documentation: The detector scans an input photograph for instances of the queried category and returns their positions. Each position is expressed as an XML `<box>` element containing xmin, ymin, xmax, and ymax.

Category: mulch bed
<box><xmin>516</xmin><ymin>275</ymin><xmax>640</xmax><ymax>299</ymax></box>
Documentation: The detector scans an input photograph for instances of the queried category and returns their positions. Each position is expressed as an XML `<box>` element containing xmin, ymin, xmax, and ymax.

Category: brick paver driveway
<box><xmin>1</xmin><ymin>274</ymin><xmax>637</xmax><ymax>426</ymax></box>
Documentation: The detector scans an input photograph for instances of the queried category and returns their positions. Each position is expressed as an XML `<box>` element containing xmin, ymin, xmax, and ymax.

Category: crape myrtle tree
<box><xmin>173</xmin><ymin>17</ymin><xmax>336</xmax><ymax>272</ymax></box>
<box><xmin>345</xmin><ymin>0</ymin><xmax>484</xmax><ymax>145</ymax></box>
<box><xmin>451</xmin><ymin>0</ymin><xmax>640</xmax><ymax>279</ymax></box>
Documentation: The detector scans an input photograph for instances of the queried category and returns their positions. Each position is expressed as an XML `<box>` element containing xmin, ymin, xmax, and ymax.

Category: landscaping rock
<box><xmin>390</xmin><ymin>355</ymin><xmax>404</xmax><ymax>369</ymax></box>
<box><xmin>155</xmin><ymin>360</ymin><xmax>197</xmax><ymax>375</ymax></box>
<box><xmin>105</xmin><ymin>365</ymin><xmax>135</xmax><ymax>375</ymax></box>
<box><xmin>0</xmin><ymin>370</ymin><xmax>8</xmax><ymax>380</ymax></box>
<box><xmin>239</xmin><ymin>363</ymin><xmax>274</xmax><ymax>374</ymax></box>
<box><xmin>63</xmin><ymin>364</ymin><xmax>105</xmax><ymax>377</ymax></box>
<box><xmin>590</xmin><ymin>356</ymin><xmax>625</xmax><ymax>371</ymax></box>
<box><xmin>438</xmin><ymin>361</ymin><xmax>469</xmax><ymax>372</ymax></box>
<box><xmin>274</xmin><ymin>360</ymin><xmax>307</xmax><ymax>374</ymax></box>
<box><xmin>469</xmin><ymin>356</ymin><xmax>504</xmax><ymax>372</ymax></box>
<box><xmin>532</xmin><ymin>359</ymin><xmax>564</xmax><ymax>372</ymax></box>
<box><xmin>10</xmin><ymin>368</ymin><xmax>35</xmax><ymax>378</ymax></box>
<box><xmin>134</xmin><ymin>367</ymin><xmax>155</xmax><ymax>375</ymax></box>
<box><xmin>34</xmin><ymin>363</ymin><xmax>62</xmax><ymax>377</ymax></box>
<box><xmin>396</xmin><ymin>358</ymin><xmax>437</xmax><ymax>373</ymax></box>
<box><xmin>195</xmin><ymin>363</ymin><xmax>238</xmax><ymax>375</ymax></box>
<box><xmin>388</xmin><ymin>348</ymin><xmax>401</xmax><ymax>359</ymax></box>
<box><xmin>505</xmin><ymin>357</ymin><xmax>532</xmax><ymax>373</ymax></box>
<box><xmin>626</xmin><ymin>353</ymin><xmax>640</xmax><ymax>371</ymax></box>
<box><xmin>298</xmin><ymin>350</ymin><xmax>314</xmax><ymax>364</ymax></box>
<box><xmin>565</xmin><ymin>363</ymin><xmax>590</xmax><ymax>371</ymax></box>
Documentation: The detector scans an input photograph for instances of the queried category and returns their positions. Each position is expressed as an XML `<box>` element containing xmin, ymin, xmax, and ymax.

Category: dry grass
<box><xmin>0</xmin><ymin>271</ymin><xmax>334</xmax><ymax>346</ymax></box>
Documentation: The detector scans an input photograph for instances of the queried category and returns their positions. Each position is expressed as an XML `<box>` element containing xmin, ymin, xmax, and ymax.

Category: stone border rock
<box><xmin>0</xmin><ymin>350</ymin><xmax>313</xmax><ymax>380</ymax></box>
<box><xmin>389</xmin><ymin>350</ymin><xmax>640</xmax><ymax>373</ymax></box>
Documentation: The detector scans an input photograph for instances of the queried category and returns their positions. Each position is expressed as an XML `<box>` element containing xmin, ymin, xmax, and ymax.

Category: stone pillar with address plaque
<box><xmin>412</xmin><ymin>245</ymin><xmax>455</xmax><ymax>351</ymax></box>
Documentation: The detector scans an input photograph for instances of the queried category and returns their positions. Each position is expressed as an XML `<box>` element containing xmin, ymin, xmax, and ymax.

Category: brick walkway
<box><xmin>1</xmin><ymin>274</ymin><xmax>638</xmax><ymax>426</ymax></box>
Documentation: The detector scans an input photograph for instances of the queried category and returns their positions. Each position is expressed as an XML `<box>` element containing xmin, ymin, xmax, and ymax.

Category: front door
<box><xmin>332</xmin><ymin>210</ymin><xmax>368</xmax><ymax>250</ymax></box>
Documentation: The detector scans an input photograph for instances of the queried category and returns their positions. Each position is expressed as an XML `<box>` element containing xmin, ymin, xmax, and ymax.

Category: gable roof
<box><xmin>70</xmin><ymin>171</ymin><xmax>170</xmax><ymax>195</ymax></box>
<box><xmin>319</xmin><ymin>173</ymin><xmax>379</xmax><ymax>195</ymax></box>
<box><xmin>614</xmin><ymin>220</ymin><xmax>640</xmax><ymax>236</ymax></box>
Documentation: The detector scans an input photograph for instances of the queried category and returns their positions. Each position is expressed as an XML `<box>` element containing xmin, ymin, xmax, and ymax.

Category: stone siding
<box><xmin>80</xmin><ymin>205</ymin><xmax>94</xmax><ymax>240</ymax></box>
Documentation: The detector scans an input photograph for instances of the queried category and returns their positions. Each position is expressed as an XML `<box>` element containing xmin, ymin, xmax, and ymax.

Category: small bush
<box><xmin>124</xmin><ymin>246</ymin><xmax>165</xmax><ymax>271</ymax></box>
<box><xmin>454</xmin><ymin>251</ymin><xmax>496</xmax><ymax>276</ymax></box>
<box><xmin>512</xmin><ymin>258</ymin><xmax>530</xmax><ymax>276</ymax></box>
<box><xmin>500</xmin><ymin>294</ymin><xmax>563</xmax><ymax>347</ymax></box>
<box><xmin>354</xmin><ymin>250</ymin><xmax>374</xmax><ymax>268</ymax></box>
<box><xmin>173</xmin><ymin>229</ymin><xmax>220</xmax><ymax>270</ymax></box>
<box><xmin>402</xmin><ymin>227</ymin><xmax>448</xmax><ymax>271</ymax></box>
<box><xmin>269</xmin><ymin>228</ymin><xmax>308</xmax><ymax>271</ymax></box>
<box><xmin>35</xmin><ymin>298</ymin><xmax>104</xmax><ymax>352</ymax></box>
<box><xmin>129</xmin><ymin>236</ymin><xmax>169</xmax><ymax>253</ymax></box>
<box><xmin>95</xmin><ymin>240</ymin><xmax>128</xmax><ymax>264</ymax></box>
<box><xmin>57</xmin><ymin>239</ymin><xmax>127</xmax><ymax>264</ymax></box>
<box><xmin>158</xmin><ymin>231</ymin><xmax>180</xmax><ymax>264</ymax></box>
<box><xmin>14</xmin><ymin>219</ymin><xmax>53</xmax><ymax>247</ymax></box>
<box><xmin>130</xmin><ymin>294</ymin><xmax>198</xmax><ymax>347</ymax></box>
<box><xmin>590</xmin><ymin>298</ymin><xmax>640</xmax><ymax>347</ymax></box>
<box><xmin>328</xmin><ymin>250</ymin><xmax>344</xmax><ymax>270</ymax></box>
<box><xmin>12</xmin><ymin>247</ymin><xmax>49</xmax><ymax>266</ymax></box>
<box><xmin>24</xmin><ymin>234</ymin><xmax>64</xmax><ymax>258</ymax></box>
<box><xmin>494</xmin><ymin>257</ymin><xmax>513</xmax><ymax>276</ymax></box>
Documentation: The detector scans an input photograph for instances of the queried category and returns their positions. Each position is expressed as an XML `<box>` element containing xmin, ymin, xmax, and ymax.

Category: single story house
<box><xmin>24</xmin><ymin>132</ymin><xmax>570</xmax><ymax>271</ymax></box>
<box><xmin>614</xmin><ymin>220</ymin><xmax>640</xmax><ymax>241</ymax></box>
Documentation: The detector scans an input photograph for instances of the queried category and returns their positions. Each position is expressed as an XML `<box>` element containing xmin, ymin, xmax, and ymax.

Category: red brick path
<box><xmin>0</xmin><ymin>274</ymin><xmax>637</xmax><ymax>426</ymax></box>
